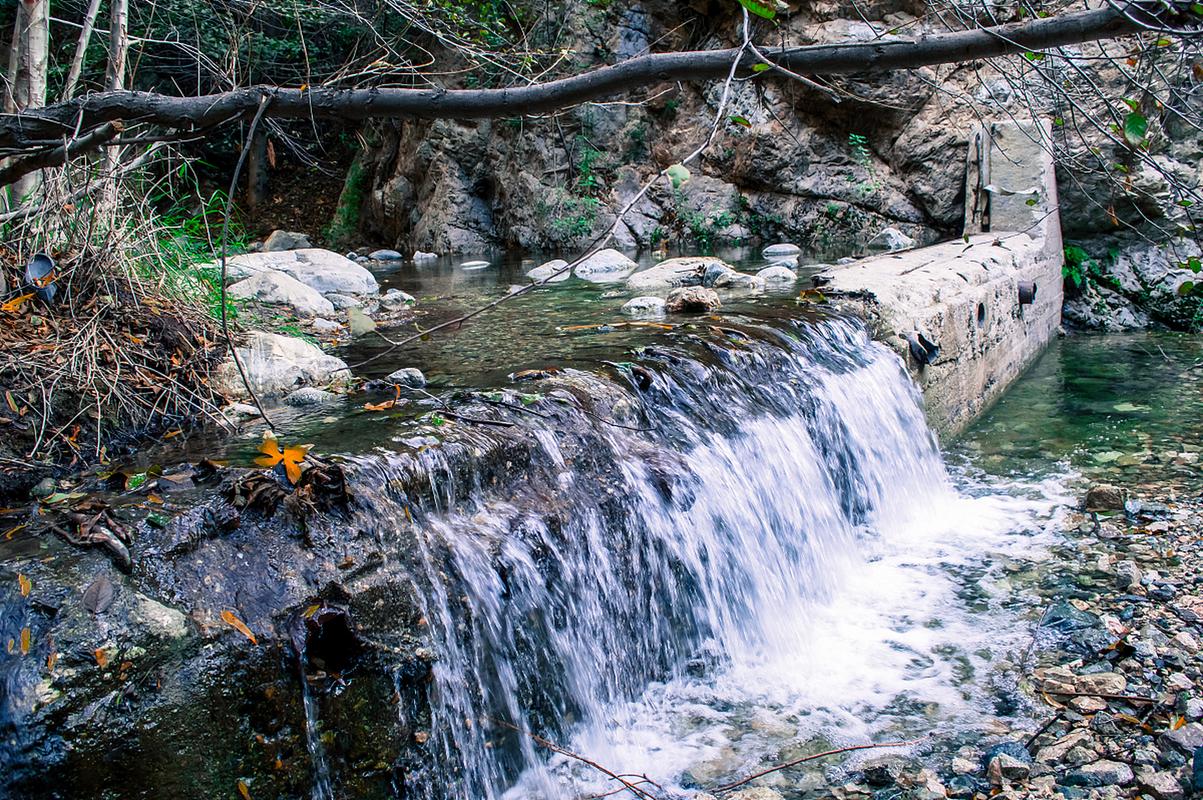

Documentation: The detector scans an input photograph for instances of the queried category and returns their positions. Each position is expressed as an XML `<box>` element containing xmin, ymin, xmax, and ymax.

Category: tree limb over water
<box><xmin>0</xmin><ymin>1</ymin><xmax>1196</xmax><ymax>158</ymax></box>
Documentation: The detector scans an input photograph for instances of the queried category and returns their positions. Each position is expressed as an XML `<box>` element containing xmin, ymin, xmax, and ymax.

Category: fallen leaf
<box><xmin>94</xmin><ymin>647</ymin><xmax>109</xmax><ymax>668</ymax></box>
<box><xmin>221</xmin><ymin>610</ymin><xmax>258</xmax><ymax>645</ymax></box>
<box><xmin>0</xmin><ymin>292</ymin><xmax>34</xmax><ymax>314</ymax></box>
<box><xmin>19</xmin><ymin>627</ymin><xmax>30</xmax><ymax>655</ymax></box>
<box><xmin>254</xmin><ymin>434</ymin><xmax>312</xmax><ymax>485</ymax></box>
<box><xmin>47</xmin><ymin>650</ymin><xmax>58</xmax><ymax>670</ymax></box>
<box><xmin>18</xmin><ymin>573</ymin><xmax>31</xmax><ymax>597</ymax></box>
<box><xmin>238</xmin><ymin>779</ymin><xmax>252</xmax><ymax>800</ymax></box>
<box><xmin>83</xmin><ymin>576</ymin><xmax>116</xmax><ymax>614</ymax></box>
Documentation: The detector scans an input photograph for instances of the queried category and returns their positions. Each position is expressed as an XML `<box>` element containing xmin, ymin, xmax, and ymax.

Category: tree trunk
<box><xmin>246</xmin><ymin>128</ymin><xmax>268</xmax><ymax>217</ymax></box>
<box><xmin>7</xmin><ymin>0</ymin><xmax>49</xmax><ymax>203</ymax></box>
<box><xmin>101</xmin><ymin>0</ymin><xmax>128</xmax><ymax>212</ymax></box>
<box><xmin>62</xmin><ymin>0</ymin><xmax>105</xmax><ymax>101</ymax></box>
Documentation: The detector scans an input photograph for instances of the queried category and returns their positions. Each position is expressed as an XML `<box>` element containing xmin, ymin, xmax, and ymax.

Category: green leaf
<box><xmin>729</xmin><ymin>115</ymin><xmax>752</xmax><ymax>128</ymax></box>
<box><xmin>1122</xmin><ymin>97</ymin><xmax>1140</xmax><ymax>112</ymax></box>
<box><xmin>126</xmin><ymin>472</ymin><xmax>147</xmax><ymax>491</ymax></box>
<box><xmin>1178</xmin><ymin>199</ymin><xmax>1195</xmax><ymax>207</ymax></box>
<box><xmin>736</xmin><ymin>0</ymin><xmax>776</xmax><ymax>19</ymax></box>
<box><xmin>1192</xmin><ymin>3</ymin><xmax>1203</xmax><ymax>14</ymax></box>
<box><xmin>1182</xmin><ymin>256</ymin><xmax>1202</xmax><ymax>273</ymax></box>
<box><xmin>752</xmin><ymin>63</ymin><xmax>771</xmax><ymax>73</ymax></box>
<box><xmin>665</xmin><ymin>163</ymin><xmax>691</xmax><ymax>189</ymax></box>
<box><xmin>1023</xmin><ymin>51</ymin><xmax>1045</xmax><ymax>62</ymax></box>
<box><xmin>1178</xmin><ymin>280</ymin><xmax>1195</xmax><ymax>296</ymax></box>
<box><xmin>1156</xmin><ymin>37</ymin><xmax>1173</xmax><ymax>47</ymax></box>
<box><xmin>1123</xmin><ymin>111</ymin><xmax>1149</xmax><ymax>147</ymax></box>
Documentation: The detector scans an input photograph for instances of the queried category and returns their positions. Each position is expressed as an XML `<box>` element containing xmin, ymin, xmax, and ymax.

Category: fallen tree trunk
<box><xmin>0</xmin><ymin>2</ymin><xmax>1192</xmax><ymax>159</ymax></box>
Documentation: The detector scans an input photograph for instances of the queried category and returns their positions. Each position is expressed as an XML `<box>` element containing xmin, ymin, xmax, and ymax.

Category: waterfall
<box><xmin>344</xmin><ymin>315</ymin><xmax>1028</xmax><ymax>799</ymax></box>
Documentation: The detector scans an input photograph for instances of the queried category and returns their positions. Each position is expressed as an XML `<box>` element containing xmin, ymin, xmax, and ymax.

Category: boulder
<box><xmin>227</xmin><ymin>270</ymin><xmax>335</xmax><ymax>318</ymax></box>
<box><xmin>706</xmin><ymin>265</ymin><xmax>764</xmax><ymax>290</ymax></box>
<box><xmin>263</xmin><ymin>230</ymin><xmax>312</xmax><ymax>252</ymax></box>
<box><xmin>626</xmin><ymin>256</ymin><xmax>720</xmax><ymax>290</ymax></box>
<box><xmin>756</xmin><ymin>265</ymin><xmax>798</xmax><ymax>283</ymax></box>
<box><xmin>666</xmin><ymin>286</ymin><xmax>720</xmax><ymax>313</ymax></box>
<box><xmin>763</xmin><ymin>243</ymin><xmax>801</xmax><ymax>258</ymax></box>
<box><xmin>621</xmin><ymin>296</ymin><xmax>667</xmax><ymax>317</ymax></box>
<box><xmin>223</xmin><ymin>249</ymin><xmax>380</xmax><ymax>295</ymax></box>
<box><xmin>386</xmin><ymin>367</ymin><xmax>427</xmax><ymax>389</ymax></box>
<box><xmin>575</xmin><ymin>248</ymin><xmax>637</xmax><ymax>280</ymax></box>
<box><xmin>413</xmin><ymin>251</ymin><xmax>438</xmax><ymax>262</ymax></box>
<box><xmin>284</xmin><ymin>387</ymin><xmax>339</xmax><ymax>406</ymax></box>
<box><xmin>867</xmin><ymin>227</ymin><xmax>916</xmax><ymax>253</ymax></box>
<box><xmin>527</xmin><ymin>259</ymin><xmax>570</xmax><ymax>283</ymax></box>
<box><xmin>369</xmin><ymin>249</ymin><xmax>404</xmax><ymax>261</ymax></box>
<box><xmin>215</xmin><ymin>332</ymin><xmax>349</xmax><ymax>398</ymax></box>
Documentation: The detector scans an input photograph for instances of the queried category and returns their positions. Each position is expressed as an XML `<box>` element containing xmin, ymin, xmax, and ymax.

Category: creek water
<box><xmin>4</xmin><ymin>251</ymin><xmax>1201</xmax><ymax>800</ymax></box>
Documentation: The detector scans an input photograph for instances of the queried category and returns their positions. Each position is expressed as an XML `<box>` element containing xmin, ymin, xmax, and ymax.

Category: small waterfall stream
<box><xmin>339</xmin><ymin>315</ymin><xmax>1045</xmax><ymax>799</ymax></box>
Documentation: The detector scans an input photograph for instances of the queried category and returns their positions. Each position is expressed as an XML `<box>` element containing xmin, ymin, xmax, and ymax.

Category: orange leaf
<box><xmin>364</xmin><ymin>399</ymin><xmax>396</xmax><ymax>411</ymax></box>
<box><xmin>94</xmin><ymin>647</ymin><xmax>109</xmax><ymax>668</ymax></box>
<box><xmin>4</xmin><ymin>391</ymin><xmax>18</xmax><ymax>414</ymax></box>
<box><xmin>18</xmin><ymin>573</ymin><xmax>31</xmax><ymax>597</ymax></box>
<box><xmin>221</xmin><ymin>610</ymin><xmax>258</xmax><ymax>645</ymax></box>
<box><xmin>47</xmin><ymin>650</ymin><xmax>58</xmax><ymax>670</ymax></box>
<box><xmin>0</xmin><ymin>292</ymin><xmax>34</xmax><ymax>314</ymax></box>
<box><xmin>255</xmin><ymin>435</ymin><xmax>311</xmax><ymax>485</ymax></box>
<box><xmin>19</xmin><ymin>627</ymin><xmax>30</xmax><ymax>655</ymax></box>
<box><xmin>238</xmin><ymin>779</ymin><xmax>252</xmax><ymax>800</ymax></box>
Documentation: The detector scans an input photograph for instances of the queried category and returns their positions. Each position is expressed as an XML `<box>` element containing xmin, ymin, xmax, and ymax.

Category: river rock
<box><xmin>763</xmin><ymin>243</ymin><xmax>801</xmax><ymax>258</ymax></box>
<box><xmin>867</xmin><ymin>226</ymin><xmax>916</xmax><ymax>253</ymax></box>
<box><xmin>227</xmin><ymin>270</ymin><xmax>335</xmax><ymax>318</ymax></box>
<box><xmin>757</xmin><ymin>265</ymin><xmax>798</xmax><ymax>283</ymax></box>
<box><xmin>413</xmin><ymin>250</ymin><xmax>438</xmax><ymax>261</ymax></box>
<box><xmin>263</xmin><ymin>230</ymin><xmax>311</xmax><ymax>252</ymax></box>
<box><xmin>223</xmin><ymin>249</ymin><xmax>380</xmax><ymax>295</ymax></box>
<box><xmin>527</xmin><ymin>259</ymin><xmax>570</xmax><ymax>283</ymax></box>
<box><xmin>284</xmin><ymin>387</ymin><xmax>339</xmax><ymax>406</ymax></box>
<box><xmin>626</xmin><ymin>256</ymin><xmax>719</xmax><ymax>289</ymax></box>
<box><xmin>666</xmin><ymin>286</ymin><xmax>720</xmax><ymax>313</ymax></box>
<box><xmin>386</xmin><ymin>368</ymin><xmax>427</xmax><ymax>389</ymax></box>
<box><xmin>1138</xmin><ymin>767</ymin><xmax>1186</xmax><ymax>800</ymax></box>
<box><xmin>215</xmin><ymin>331</ymin><xmax>349</xmax><ymax>398</ymax></box>
<box><xmin>380</xmin><ymin>289</ymin><xmax>416</xmax><ymax>310</ymax></box>
<box><xmin>370</xmin><ymin>249</ymin><xmax>404</xmax><ymax>261</ymax></box>
<box><xmin>987</xmin><ymin>753</ymin><xmax>1031</xmax><ymax>785</ymax></box>
<box><xmin>703</xmin><ymin>262</ymin><xmax>763</xmax><ymax>289</ymax></box>
<box><xmin>1161</xmin><ymin>722</ymin><xmax>1203</xmax><ymax>754</ymax></box>
<box><xmin>621</xmin><ymin>296</ymin><xmax>667</xmax><ymax>317</ymax></box>
<box><xmin>574</xmin><ymin>248</ymin><xmax>637</xmax><ymax>279</ymax></box>
<box><xmin>1085</xmin><ymin>483</ymin><xmax>1127</xmax><ymax>511</ymax></box>
<box><xmin>327</xmin><ymin>294</ymin><xmax>364</xmax><ymax>312</ymax></box>
<box><xmin>1064</xmin><ymin>760</ymin><xmax>1134</xmax><ymax>787</ymax></box>
<box><xmin>129</xmin><ymin>594</ymin><xmax>189</xmax><ymax>640</ymax></box>
<box><xmin>310</xmin><ymin>318</ymin><xmax>342</xmax><ymax>334</ymax></box>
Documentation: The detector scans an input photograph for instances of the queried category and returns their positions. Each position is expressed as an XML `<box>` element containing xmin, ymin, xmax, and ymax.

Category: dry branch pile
<box><xmin>0</xmin><ymin>170</ymin><xmax>228</xmax><ymax>483</ymax></box>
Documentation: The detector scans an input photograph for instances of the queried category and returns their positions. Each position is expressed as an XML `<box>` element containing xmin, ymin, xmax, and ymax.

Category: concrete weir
<box><xmin>815</xmin><ymin>121</ymin><xmax>1064</xmax><ymax>436</ymax></box>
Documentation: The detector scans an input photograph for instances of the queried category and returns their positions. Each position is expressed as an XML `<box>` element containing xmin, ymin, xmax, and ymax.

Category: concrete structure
<box><xmin>815</xmin><ymin>121</ymin><xmax>1063</xmax><ymax>436</ymax></box>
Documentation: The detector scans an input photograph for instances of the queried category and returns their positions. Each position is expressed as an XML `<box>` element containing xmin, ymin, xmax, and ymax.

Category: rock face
<box><xmin>1063</xmin><ymin>238</ymin><xmax>1203</xmax><ymax>332</ymax></box>
<box><xmin>223</xmin><ymin>249</ymin><xmax>380</xmax><ymax>296</ymax></box>
<box><xmin>227</xmin><ymin>270</ymin><xmax>336</xmax><ymax>318</ymax></box>
<box><xmin>214</xmin><ymin>331</ymin><xmax>349</xmax><ymax>398</ymax></box>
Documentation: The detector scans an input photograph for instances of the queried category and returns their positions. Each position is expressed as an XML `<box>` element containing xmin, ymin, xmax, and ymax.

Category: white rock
<box><xmin>621</xmin><ymin>296</ymin><xmax>667</xmax><ymax>317</ymax></box>
<box><xmin>221</xmin><ymin>402</ymin><xmax>261</xmax><ymax>419</ymax></box>
<box><xmin>460</xmin><ymin>260</ymin><xmax>490</xmax><ymax>269</ymax></box>
<box><xmin>222</xmin><ymin>249</ymin><xmax>380</xmax><ymax>295</ymax></box>
<box><xmin>369</xmin><ymin>249</ymin><xmax>404</xmax><ymax>261</ymax></box>
<box><xmin>756</xmin><ymin>265</ymin><xmax>798</xmax><ymax>283</ymax></box>
<box><xmin>130</xmin><ymin>594</ymin><xmax>189</xmax><ymax>640</ymax></box>
<box><xmin>284</xmin><ymin>387</ymin><xmax>338</xmax><ymax>406</ymax></box>
<box><xmin>867</xmin><ymin>226</ymin><xmax>916</xmax><ymax>253</ymax></box>
<box><xmin>227</xmin><ymin>270</ymin><xmax>335</xmax><ymax>318</ymax></box>
<box><xmin>326</xmin><ymin>293</ymin><xmax>363</xmax><ymax>310</ymax></box>
<box><xmin>380</xmin><ymin>289</ymin><xmax>416</xmax><ymax>310</ymax></box>
<box><xmin>413</xmin><ymin>251</ymin><xmax>438</xmax><ymax>261</ymax></box>
<box><xmin>263</xmin><ymin>230</ymin><xmax>311</xmax><ymax>252</ymax></box>
<box><xmin>527</xmin><ymin>259</ymin><xmax>570</xmax><ymax>283</ymax></box>
<box><xmin>627</xmin><ymin>256</ymin><xmax>720</xmax><ymax>290</ymax></box>
<box><xmin>575</xmin><ymin>248</ymin><xmax>637</xmax><ymax>281</ymax></box>
<box><xmin>310</xmin><ymin>318</ymin><xmax>343</xmax><ymax>334</ymax></box>
<box><xmin>215</xmin><ymin>331</ymin><xmax>349</xmax><ymax>398</ymax></box>
<box><xmin>763</xmin><ymin>243</ymin><xmax>801</xmax><ymax>257</ymax></box>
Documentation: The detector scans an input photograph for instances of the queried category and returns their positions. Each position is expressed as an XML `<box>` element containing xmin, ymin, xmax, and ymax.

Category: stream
<box><xmin>1</xmin><ymin>251</ymin><xmax>1200</xmax><ymax>800</ymax></box>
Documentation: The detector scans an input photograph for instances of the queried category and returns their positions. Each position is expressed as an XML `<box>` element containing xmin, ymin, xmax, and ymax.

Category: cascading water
<box><xmin>337</xmin><ymin>313</ymin><xmax>1053</xmax><ymax>800</ymax></box>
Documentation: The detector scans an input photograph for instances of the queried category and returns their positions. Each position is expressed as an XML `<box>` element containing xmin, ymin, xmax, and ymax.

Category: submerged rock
<box><xmin>369</xmin><ymin>249</ymin><xmax>404</xmax><ymax>261</ymax></box>
<box><xmin>666</xmin><ymin>286</ymin><xmax>720</xmax><ymax>313</ymax></box>
<box><xmin>284</xmin><ymin>387</ymin><xmax>339</xmax><ymax>406</ymax></box>
<box><xmin>227</xmin><ymin>270</ymin><xmax>335</xmax><ymax>318</ymax></box>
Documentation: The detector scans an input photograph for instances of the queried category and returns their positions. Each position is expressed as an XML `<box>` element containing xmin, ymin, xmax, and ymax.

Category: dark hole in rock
<box><xmin>291</xmin><ymin>604</ymin><xmax>365</xmax><ymax>675</ymax></box>
<box><xmin>977</xmin><ymin>303</ymin><xmax>987</xmax><ymax>327</ymax></box>
<box><xmin>1018</xmin><ymin>281</ymin><xmax>1037</xmax><ymax>306</ymax></box>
